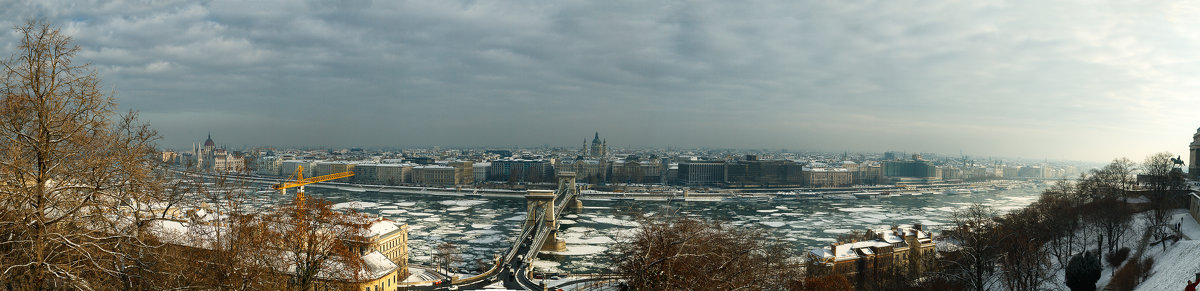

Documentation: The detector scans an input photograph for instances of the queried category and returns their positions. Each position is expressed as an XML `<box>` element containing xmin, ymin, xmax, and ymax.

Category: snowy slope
<box><xmin>1134</xmin><ymin>240</ymin><xmax>1200</xmax><ymax>291</ymax></box>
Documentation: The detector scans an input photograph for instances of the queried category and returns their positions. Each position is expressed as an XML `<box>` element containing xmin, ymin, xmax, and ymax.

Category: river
<box><xmin>235</xmin><ymin>183</ymin><xmax>1045</xmax><ymax>274</ymax></box>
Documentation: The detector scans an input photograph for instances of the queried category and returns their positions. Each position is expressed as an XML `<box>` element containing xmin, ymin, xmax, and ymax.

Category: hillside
<box><xmin>1132</xmin><ymin>210</ymin><xmax>1200</xmax><ymax>291</ymax></box>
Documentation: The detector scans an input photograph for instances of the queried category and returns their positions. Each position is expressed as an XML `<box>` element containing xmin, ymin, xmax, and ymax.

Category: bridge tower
<box><xmin>558</xmin><ymin>171</ymin><xmax>582</xmax><ymax>210</ymax></box>
<box><xmin>525</xmin><ymin>190</ymin><xmax>566</xmax><ymax>251</ymax></box>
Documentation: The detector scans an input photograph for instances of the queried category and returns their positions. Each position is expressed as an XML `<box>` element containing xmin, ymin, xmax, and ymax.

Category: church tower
<box><xmin>588</xmin><ymin>132</ymin><xmax>606</xmax><ymax>157</ymax></box>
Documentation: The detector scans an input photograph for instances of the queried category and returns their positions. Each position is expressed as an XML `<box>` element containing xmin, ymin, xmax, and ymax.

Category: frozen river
<box><xmin>238</xmin><ymin>183</ymin><xmax>1045</xmax><ymax>274</ymax></box>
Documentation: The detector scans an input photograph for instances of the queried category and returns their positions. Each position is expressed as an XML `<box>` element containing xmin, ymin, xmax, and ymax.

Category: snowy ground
<box><xmin>403</xmin><ymin>266</ymin><xmax>446</xmax><ymax>283</ymax></box>
<box><xmin>1133</xmin><ymin>210</ymin><xmax>1200</xmax><ymax>291</ymax></box>
<box><xmin>1031</xmin><ymin>208</ymin><xmax>1200</xmax><ymax>291</ymax></box>
<box><xmin>1003</xmin><ymin>206</ymin><xmax>1200</xmax><ymax>291</ymax></box>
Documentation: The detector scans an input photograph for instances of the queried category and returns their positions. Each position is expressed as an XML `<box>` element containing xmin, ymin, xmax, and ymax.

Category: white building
<box><xmin>254</xmin><ymin>156</ymin><xmax>283</xmax><ymax>176</ymax></box>
<box><xmin>473</xmin><ymin>162</ymin><xmax>490</xmax><ymax>184</ymax></box>
<box><xmin>192</xmin><ymin>134</ymin><xmax>245</xmax><ymax>173</ymax></box>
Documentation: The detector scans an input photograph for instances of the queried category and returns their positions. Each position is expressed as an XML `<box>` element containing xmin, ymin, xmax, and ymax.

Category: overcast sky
<box><xmin>3</xmin><ymin>0</ymin><xmax>1199</xmax><ymax>162</ymax></box>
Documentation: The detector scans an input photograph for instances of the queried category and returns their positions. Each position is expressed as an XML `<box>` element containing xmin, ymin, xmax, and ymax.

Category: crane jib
<box><xmin>271</xmin><ymin>170</ymin><xmax>355</xmax><ymax>190</ymax></box>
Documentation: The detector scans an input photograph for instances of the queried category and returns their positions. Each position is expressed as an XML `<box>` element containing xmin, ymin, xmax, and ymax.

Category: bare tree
<box><xmin>268</xmin><ymin>196</ymin><xmax>370</xmax><ymax>290</ymax></box>
<box><xmin>1141</xmin><ymin>152</ymin><xmax>1176</xmax><ymax>240</ymax></box>
<box><xmin>995</xmin><ymin>207</ymin><xmax>1053</xmax><ymax>291</ymax></box>
<box><xmin>434</xmin><ymin>242</ymin><xmax>461</xmax><ymax>273</ymax></box>
<box><xmin>0</xmin><ymin>20</ymin><xmax>170</xmax><ymax>289</ymax></box>
<box><xmin>609</xmin><ymin>214</ymin><xmax>802</xmax><ymax>290</ymax></box>
<box><xmin>1142</xmin><ymin>152</ymin><xmax>1174</xmax><ymax>191</ymax></box>
<box><xmin>940</xmin><ymin>203</ymin><xmax>1000</xmax><ymax>291</ymax></box>
<box><xmin>1076</xmin><ymin>158</ymin><xmax>1135</xmax><ymax>201</ymax></box>
<box><xmin>1099</xmin><ymin>158</ymin><xmax>1136</xmax><ymax>194</ymax></box>
<box><xmin>155</xmin><ymin>173</ymin><xmax>282</xmax><ymax>289</ymax></box>
<box><xmin>1037</xmin><ymin>180</ymin><xmax>1084</xmax><ymax>266</ymax></box>
<box><xmin>1086</xmin><ymin>197</ymin><xmax>1133</xmax><ymax>254</ymax></box>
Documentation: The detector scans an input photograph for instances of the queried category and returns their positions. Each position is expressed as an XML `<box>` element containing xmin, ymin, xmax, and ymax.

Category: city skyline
<box><xmin>4</xmin><ymin>1</ymin><xmax>1200</xmax><ymax>162</ymax></box>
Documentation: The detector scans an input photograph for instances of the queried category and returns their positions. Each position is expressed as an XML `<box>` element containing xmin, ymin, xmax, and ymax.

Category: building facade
<box><xmin>853</xmin><ymin>164</ymin><xmax>884</xmax><ymax>185</ymax></box>
<box><xmin>557</xmin><ymin>159</ymin><xmax>610</xmax><ymax>184</ymax></box>
<box><xmin>376</xmin><ymin>164</ymin><xmax>413</xmax><ymax>185</ymax></box>
<box><xmin>1191</xmin><ymin>127</ymin><xmax>1200</xmax><ymax>179</ymax></box>
<box><xmin>807</xmin><ymin>225</ymin><xmax>936</xmax><ymax>278</ymax></box>
<box><xmin>192</xmin><ymin>134</ymin><xmax>245</xmax><ymax>173</ymax></box>
<box><xmin>724</xmin><ymin>158</ymin><xmax>805</xmax><ymax>187</ymax></box>
<box><xmin>487</xmin><ymin>159</ymin><xmax>553</xmax><ymax>183</ymax></box>
<box><xmin>411</xmin><ymin>165</ymin><xmax>457</xmax><ymax>186</ymax></box>
<box><xmin>281</xmin><ymin>160</ymin><xmax>317</xmax><ymax>178</ymax></box>
<box><xmin>1189</xmin><ymin>192</ymin><xmax>1200</xmax><ymax>225</ymax></box>
<box><xmin>447</xmin><ymin>161</ymin><xmax>475</xmax><ymax>185</ymax></box>
<box><xmin>803</xmin><ymin>168</ymin><xmax>853</xmax><ymax>188</ymax></box>
<box><xmin>314</xmin><ymin>161</ymin><xmax>356</xmax><ymax>182</ymax></box>
<box><xmin>678</xmin><ymin>162</ymin><xmax>727</xmax><ymax>185</ymax></box>
<box><xmin>254</xmin><ymin>156</ymin><xmax>283</xmax><ymax>176</ymax></box>
<box><xmin>882</xmin><ymin>159</ymin><xmax>937</xmax><ymax>179</ymax></box>
<box><xmin>473</xmin><ymin>162</ymin><xmax>490</xmax><ymax>184</ymax></box>
<box><xmin>611</xmin><ymin>160</ymin><xmax>666</xmax><ymax>184</ymax></box>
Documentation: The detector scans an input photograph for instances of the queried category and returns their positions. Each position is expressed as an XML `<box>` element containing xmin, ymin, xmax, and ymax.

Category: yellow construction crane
<box><xmin>272</xmin><ymin>165</ymin><xmax>354</xmax><ymax>203</ymax></box>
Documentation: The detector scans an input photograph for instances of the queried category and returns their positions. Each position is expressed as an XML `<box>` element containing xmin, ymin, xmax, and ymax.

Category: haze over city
<box><xmin>4</xmin><ymin>1</ymin><xmax>1199</xmax><ymax>162</ymax></box>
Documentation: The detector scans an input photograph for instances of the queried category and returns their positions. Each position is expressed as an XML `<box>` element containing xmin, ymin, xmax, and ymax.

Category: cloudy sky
<box><xmin>3</xmin><ymin>0</ymin><xmax>1199</xmax><ymax>162</ymax></box>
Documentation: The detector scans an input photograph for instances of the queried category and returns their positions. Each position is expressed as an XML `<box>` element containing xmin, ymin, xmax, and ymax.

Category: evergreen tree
<box><xmin>1065</xmin><ymin>251</ymin><xmax>1102</xmax><ymax>291</ymax></box>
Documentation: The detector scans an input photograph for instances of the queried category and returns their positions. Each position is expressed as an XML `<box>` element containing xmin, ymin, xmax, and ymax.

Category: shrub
<box><xmin>1109</xmin><ymin>256</ymin><xmax>1142</xmax><ymax>291</ymax></box>
<box><xmin>1105</xmin><ymin>247</ymin><xmax>1130</xmax><ymax>276</ymax></box>
<box><xmin>1065</xmin><ymin>251</ymin><xmax>1102</xmax><ymax>291</ymax></box>
<box><xmin>1139</xmin><ymin>257</ymin><xmax>1154</xmax><ymax>281</ymax></box>
<box><xmin>1106</xmin><ymin>247</ymin><xmax>1130</xmax><ymax>269</ymax></box>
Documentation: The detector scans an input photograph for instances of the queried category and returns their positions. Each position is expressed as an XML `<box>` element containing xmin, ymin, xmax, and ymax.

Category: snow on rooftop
<box><xmin>148</xmin><ymin>219</ymin><xmax>224</xmax><ymax>249</ymax></box>
<box><xmin>809</xmin><ymin>248</ymin><xmax>834</xmax><ymax>259</ymax></box>
<box><xmin>880</xmin><ymin>231</ymin><xmax>904</xmax><ymax>244</ymax></box>
<box><xmin>935</xmin><ymin>239</ymin><xmax>962</xmax><ymax>253</ymax></box>
<box><xmin>413</xmin><ymin>165</ymin><xmax>453</xmax><ymax>169</ymax></box>
<box><xmin>831</xmin><ymin>241</ymin><xmax>892</xmax><ymax>260</ymax></box>
<box><xmin>152</xmin><ymin>220</ymin><xmax>189</xmax><ymax>237</ymax></box>
<box><xmin>361</xmin><ymin>251</ymin><xmax>399</xmax><ymax>279</ymax></box>
<box><xmin>803</xmin><ymin>167</ymin><xmax>850</xmax><ymax>172</ymax></box>
<box><xmin>368</xmin><ymin>220</ymin><xmax>401</xmax><ymax>237</ymax></box>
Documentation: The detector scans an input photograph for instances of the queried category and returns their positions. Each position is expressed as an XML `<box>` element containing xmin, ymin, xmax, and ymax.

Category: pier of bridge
<box><xmin>524</xmin><ymin>190</ymin><xmax>563</xmax><ymax>251</ymax></box>
<box><xmin>557</xmin><ymin>171</ymin><xmax>582</xmax><ymax>210</ymax></box>
<box><xmin>523</xmin><ymin>172</ymin><xmax>580</xmax><ymax>252</ymax></box>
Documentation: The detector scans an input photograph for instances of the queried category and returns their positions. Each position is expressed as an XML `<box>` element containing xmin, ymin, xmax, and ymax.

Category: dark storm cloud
<box><xmin>2</xmin><ymin>0</ymin><xmax>1198</xmax><ymax>161</ymax></box>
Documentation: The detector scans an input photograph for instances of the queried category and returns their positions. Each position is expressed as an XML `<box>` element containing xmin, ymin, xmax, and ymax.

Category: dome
<box><xmin>204</xmin><ymin>134</ymin><xmax>215</xmax><ymax>147</ymax></box>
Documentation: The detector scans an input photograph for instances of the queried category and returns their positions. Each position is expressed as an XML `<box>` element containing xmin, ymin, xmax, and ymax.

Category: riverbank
<box><xmin>177</xmin><ymin>170</ymin><xmax>1038</xmax><ymax>203</ymax></box>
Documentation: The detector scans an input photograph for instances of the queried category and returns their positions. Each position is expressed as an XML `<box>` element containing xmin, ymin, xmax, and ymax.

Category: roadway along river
<box><xmin>239</xmin><ymin>184</ymin><xmax>1045</xmax><ymax>274</ymax></box>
